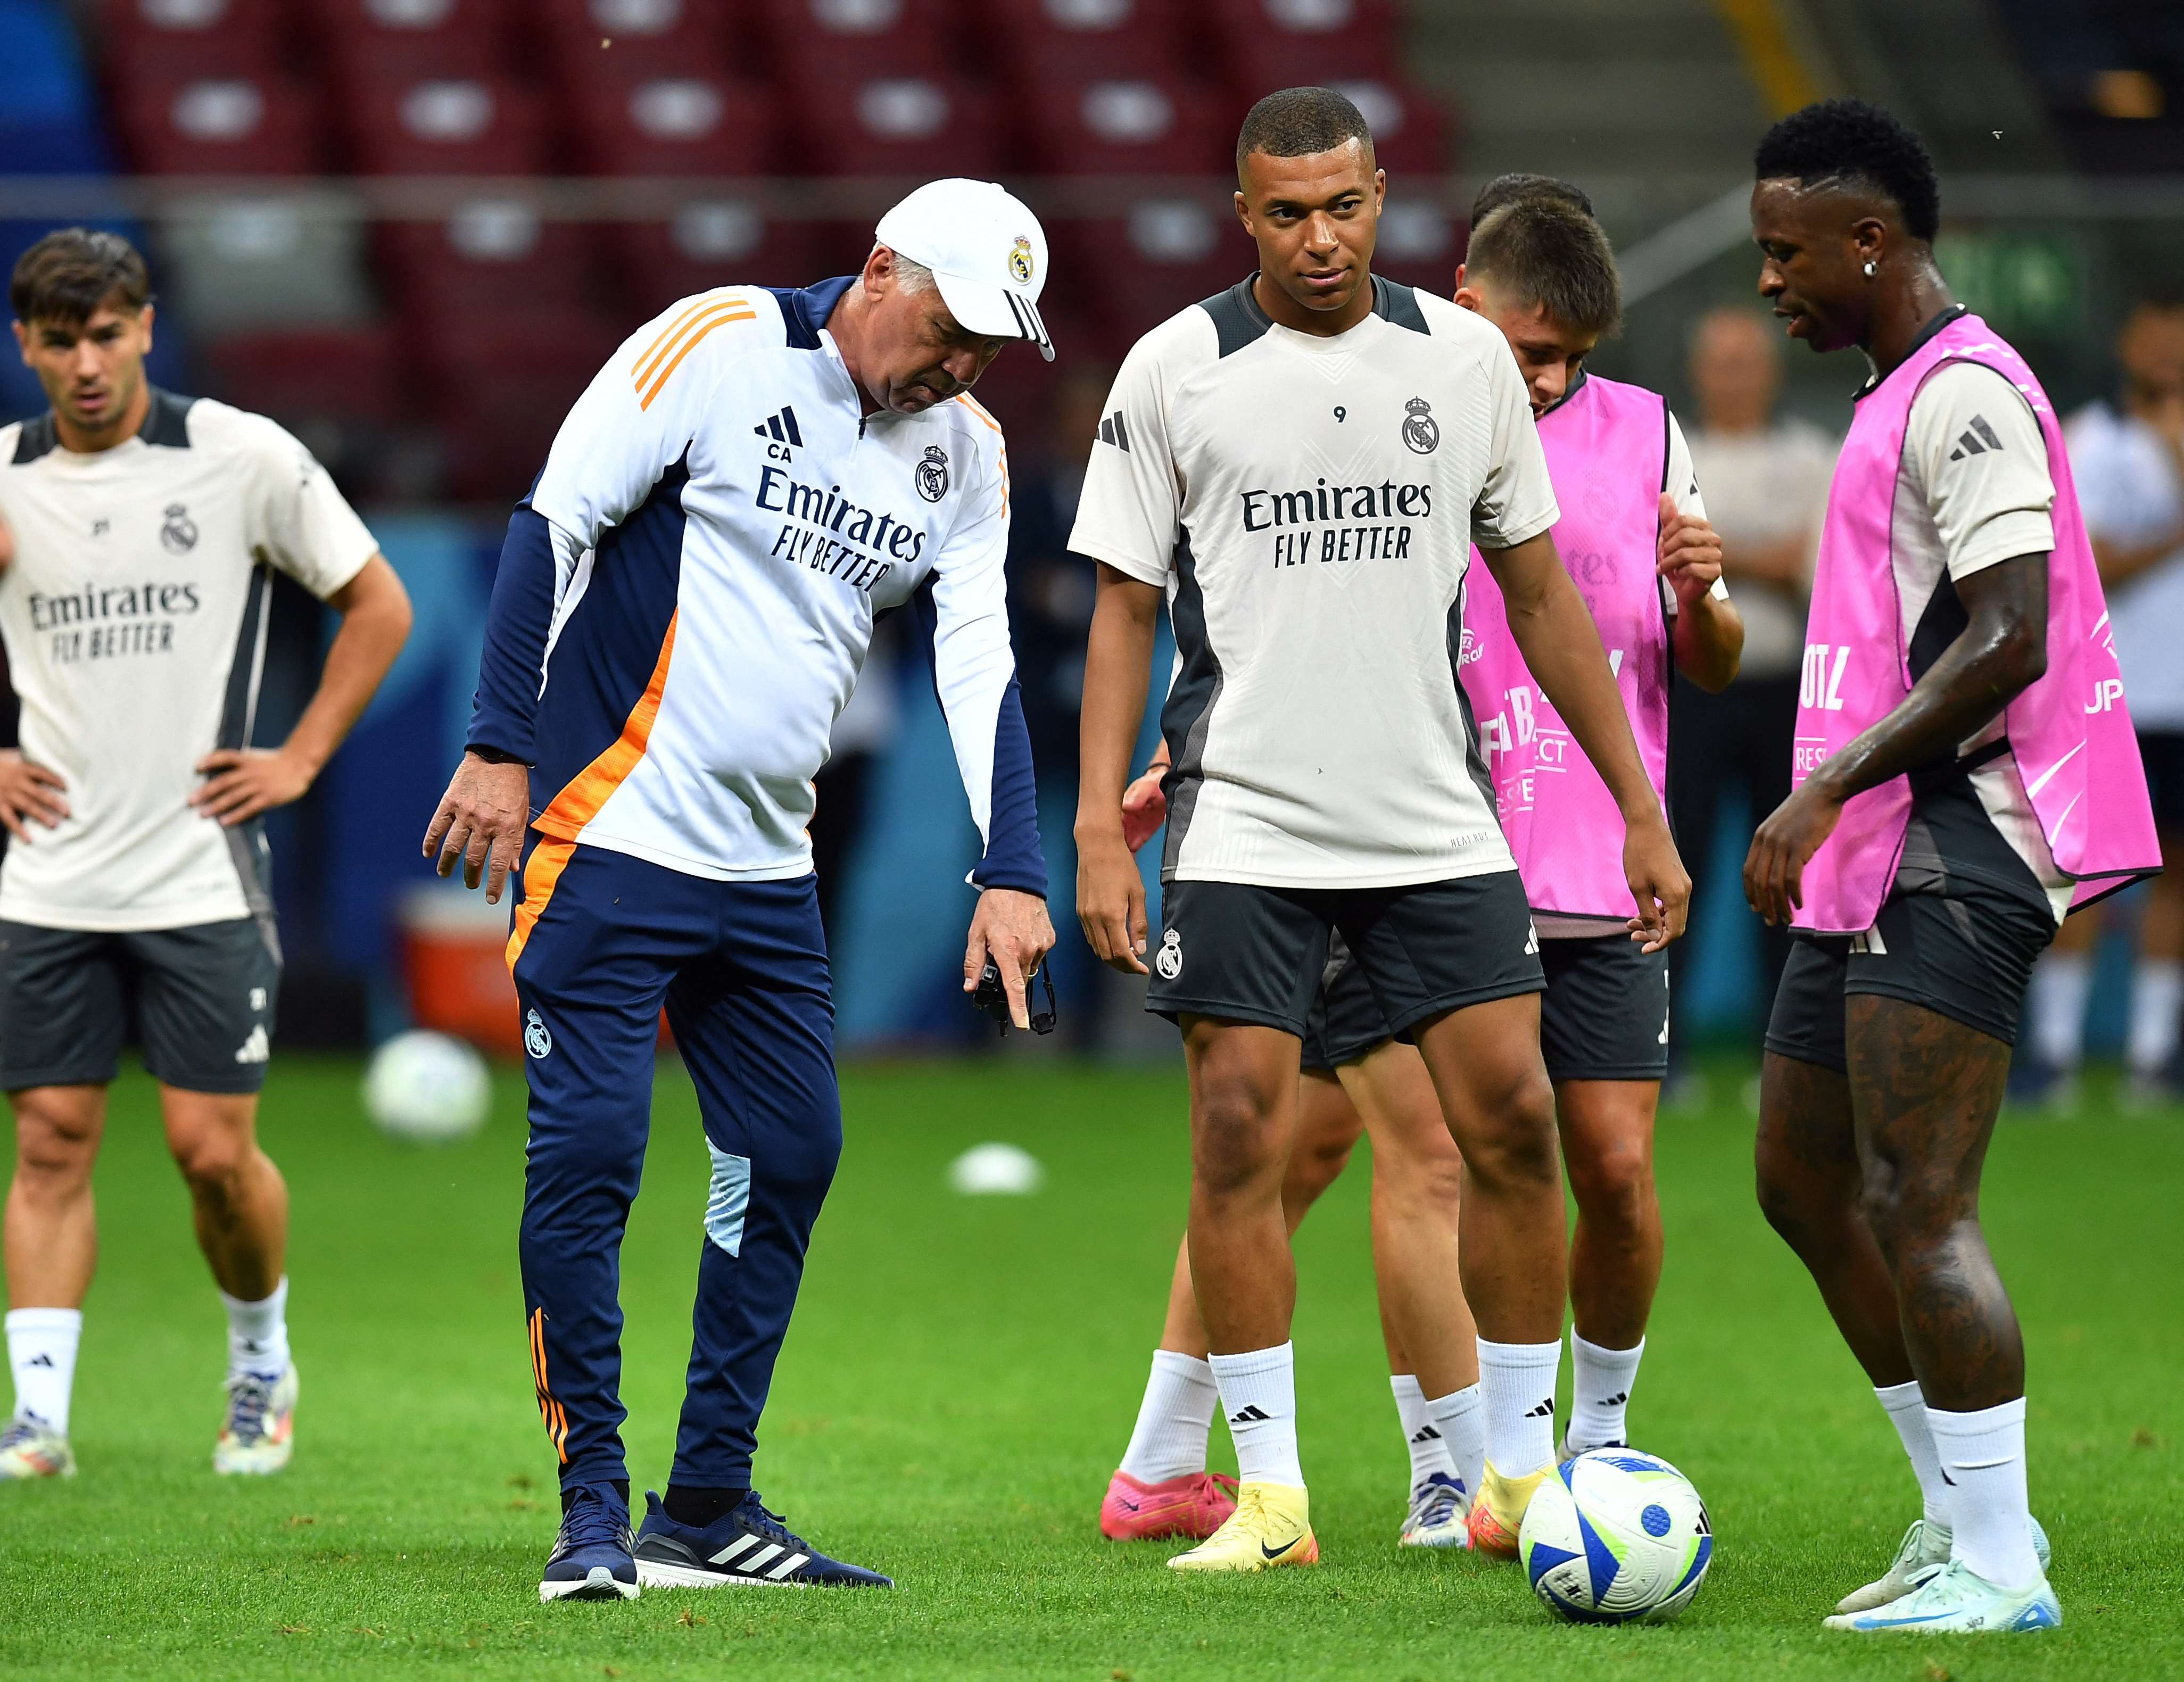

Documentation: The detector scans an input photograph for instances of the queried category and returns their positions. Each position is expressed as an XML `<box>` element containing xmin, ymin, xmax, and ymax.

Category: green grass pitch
<box><xmin>0</xmin><ymin>1053</ymin><xmax>2179</xmax><ymax>1680</ymax></box>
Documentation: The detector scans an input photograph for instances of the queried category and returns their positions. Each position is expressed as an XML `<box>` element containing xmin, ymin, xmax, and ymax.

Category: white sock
<box><xmin>2127</xmin><ymin>958</ymin><xmax>2183</xmax><ymax>1075</ymax></box>
<box><xmin>1427</xmin><ymin>1382</ymin><xmax>1486</xmax><ymax>1502</ymax></box>
<box><xmin>1927</xmin><ymin>1398</ymin><xmax>2041</xmax><ymax>1589</ymax></box>
<box><xmin>1568</xmin><ymin>1332</ymin><xmax>1644</xmax><ymax>1453</ymax></box>
<box><xmin>1391</xmin><ymin>1373</ymin><xmax>1455</xmax><ymax>1493</ymax></box>
<box><xmin>6</xmin><ymin>1308</ymin><xmax>82</xmax><ymax>1435</ymax></box>
<box><xmin>1875</xmin><ymin>1379</ymin><xmax>1951</xmax><ymax>1530</ymax></box>
<box><xmin>1207</xmin><ymin>1343</ymin><xmax>1303</xmax><ymax>1488</ymax></box>
<box><xmin>221</xmin><ymin>1277</ymin><xmax>289</xmax><ymax>1379</ymax></box>
<box><xmin>1476</xmin><ymin>1336</ymin><xmax>1561</xmax><ymax>1477</ymax></box>
<box><xmin>1117</xmin><ymin>1349</ymin><xmax>1217</xmax><ymax>1484</ymax></box>
<box><xmin>2029</xmin><ymin>952</ymin><xmax>2091</xmax><ymax>1071</ymax></box>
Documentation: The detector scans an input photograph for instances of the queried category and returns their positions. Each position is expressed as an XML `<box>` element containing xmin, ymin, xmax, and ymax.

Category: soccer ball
<box><xmin>363</xmin><ymin>1031</ymin><xmax>491</xmax><ymax>1144</ymax></box>
<box><xmin>1519</xmin><ymin>1448</ymin><xmax>1713</xmax><ymax>1624</ymax></box>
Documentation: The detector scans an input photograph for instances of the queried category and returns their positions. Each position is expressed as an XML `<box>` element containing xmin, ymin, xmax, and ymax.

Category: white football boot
<box><xmin>214</xmin><ymin>1362</ymin><xmax>297</xmax><ymax>1474</ymax></box>
<box><xmin>1397</xmin><ymin>1471</ymin><xmax>1471</xmax><ymax>1548</ymax></box>
<box><xmin>1835</xmin><ymin>1514</ymin><xmax>2050</xmax><ymax>1613</ymax></box>
<box><xmin>0</xmin><ymin>1415</ymin><xmax>76</xmax><ymax>1479</ymax></box>
<box><xmin>1825</xmin><ymin>1558</ymin><xmax>2059</xmax><ymax>1634</ymax></box>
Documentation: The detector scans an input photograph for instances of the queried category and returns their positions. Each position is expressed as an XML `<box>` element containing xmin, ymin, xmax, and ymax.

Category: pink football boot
<box><xmin>1099</xmin><ymin>1469</ymin><xmax>1239</xmax><ymax>1541</ymax></box>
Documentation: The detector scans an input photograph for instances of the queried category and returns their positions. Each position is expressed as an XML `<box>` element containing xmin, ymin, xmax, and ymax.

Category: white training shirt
<box><xmin>0</xmin><ymin>393</ymin><xmax>377</xmax><ymax>931</ymax></box>
<box><xmin>1685</xmin><ymin>417</ymin><xmax>1835</xmax><ymax>680</ymax></box>
<box><xmin>1070</xmin><ymin>276</ymin><xmax>1559</xmax><ymax>890</ymax></box>
<box><xmin>2063</xmin><ymin>399</ymin><xmax>2184</xmax><ymax>730</ymax></box>
<box><xmin>1887</xmin><ymin>354</ymin><xmax>2070</xmax><ymax>919</ymax></box>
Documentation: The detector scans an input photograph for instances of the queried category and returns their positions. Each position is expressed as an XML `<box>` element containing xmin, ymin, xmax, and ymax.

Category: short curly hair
<box><xmin>1753</xmin><ymin>98</ymin><xmax>1940</xmax><ymax>242</ymax></box>
<box><xmin>1236</xmin><ymin>86</ymin><xmax>1373</xmax><ymax>176</ymax></box>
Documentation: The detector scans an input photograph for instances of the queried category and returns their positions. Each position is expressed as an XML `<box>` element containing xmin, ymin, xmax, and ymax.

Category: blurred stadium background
<box><xmin>1</xmin><ymin>0</ymin><xmax>2178</xmax><ymax>1062</ymax></box>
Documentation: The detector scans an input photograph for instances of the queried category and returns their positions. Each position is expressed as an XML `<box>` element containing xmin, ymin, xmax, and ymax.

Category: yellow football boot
<box><xmin>1465</xmin><ymin>1459</ymin><xmax>1550</xmax><ymax>1559</ymax></box>
<box><xmin>1167</xmin><ymin>1481</ymin><xmax>1318</xmax><ymax>1572</ymax></box>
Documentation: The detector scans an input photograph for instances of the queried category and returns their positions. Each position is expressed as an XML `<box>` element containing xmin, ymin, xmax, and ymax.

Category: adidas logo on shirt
<box><xmin>1098</xmin><ymin>411</ymin><xmax>1131</xmax><ymax>452</ymax></box>
<box><xmin>754</xmin><ymin>406</ymin><xmax>805</xmax><ymax>448</ymax></box>
<box><xmin>1948</xmin><ymin>415</ymin><xmax>2005</xmax><ymax>460</ymax></box>
<box><xmin>233</xmin><ymin>1025</ymin><xmax>270</xmax><ymax>1064</ymax></box>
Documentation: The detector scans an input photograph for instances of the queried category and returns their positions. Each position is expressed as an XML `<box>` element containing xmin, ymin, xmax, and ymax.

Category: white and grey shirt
<box><xmin>1069</xmin><ymin>276</ymin><xmax>1560</xmax><ymax>890</ymax></box>
<box><xmin>0</xmin><ymin>392</ymin><xmax>378</xmax><ymax>932</ymax></box>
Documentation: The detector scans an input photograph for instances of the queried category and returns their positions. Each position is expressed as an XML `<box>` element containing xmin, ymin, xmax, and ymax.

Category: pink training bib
<box><xmin>1792</xmin><ymin>311</ymin><xmax>2160</xmax><ymax>934</ymax></box>
<box><xmin>1460</xmin><ymin>374</ymin><xmax>1672</xmax><ymax>921</ymax></box>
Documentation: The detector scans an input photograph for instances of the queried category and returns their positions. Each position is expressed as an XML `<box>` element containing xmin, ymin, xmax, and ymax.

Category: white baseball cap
<box><xmin>875</xmin><ymin>178</ymin><xmax>1054</xmax><ymax>363</ymax></box>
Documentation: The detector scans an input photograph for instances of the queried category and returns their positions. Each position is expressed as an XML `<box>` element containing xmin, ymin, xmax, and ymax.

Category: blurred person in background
<box><xmin>1005</xmin><ymin>364</ymin><xmax>1106</xmax><ymax>1045</ymax></box>
<box><xmin>0</xmin><ymin>229</ymin><xmax>412</xmax><ymax>1483</ymax></box>
<box><xmin>1673</xmin><ymin>308</ymin><xmax>1835</xmax><ymax>1046</ymax></box>
<box><xmin>2021</xmin><ymin>296</ymin><xmax>2184</xmax><ymax>1106</ymax></box>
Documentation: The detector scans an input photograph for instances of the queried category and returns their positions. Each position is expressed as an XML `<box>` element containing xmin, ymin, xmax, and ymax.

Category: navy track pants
<box><xmin>509</xmin><ymin>839</ymin><xmax>840</xmax><ymax>1493</ymax></box>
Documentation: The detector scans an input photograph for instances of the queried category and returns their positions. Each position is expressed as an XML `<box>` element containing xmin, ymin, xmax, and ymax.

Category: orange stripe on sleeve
<box><xmin>638</xmin><ymin>306</ymin><xmax>755</xmax><ymax>410</ymax></box>
<box><xmin>631</xmin><ymin>292</ymin><xmax>734</xmax><ymax>385</ymax></box>
<box><xmin>954</xmin><ymin>394</ymin><xmax>1010</xmax><ymax>512</ymax></box>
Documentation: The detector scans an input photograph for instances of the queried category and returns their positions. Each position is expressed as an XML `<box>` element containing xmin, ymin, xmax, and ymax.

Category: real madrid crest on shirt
<box><xmin>1009</xmin><ymin>235</ymin><xmax>1035</xmax><ymax>284</ymax></box>
<box><xmin>160</xmin><ymin>502</ymin><xmax>198</xmax><ymax>553</ymax></box>
<box><xmin>916</xmin><ymin>444</ymin><xmax>950</xmax><ymax>503</ymax></box>
<box><xmin>1402</xmin><ymin>396</ymin><xmax>1440</xmax><ymax>455</ymax></box>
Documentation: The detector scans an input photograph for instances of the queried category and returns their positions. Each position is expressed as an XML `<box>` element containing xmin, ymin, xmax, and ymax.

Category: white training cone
<box><xmin>947</xmin><ymin>1142</ymin><xmax>1044</xmax><ymax>1195</ymax></box>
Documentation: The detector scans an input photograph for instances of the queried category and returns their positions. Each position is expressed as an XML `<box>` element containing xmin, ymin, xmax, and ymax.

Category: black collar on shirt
<box><xmin>1538</xmin><ymin>366</ymin><xmax>1589</xmax><ymax>421</ymax></box>
<box><xmin>1854</xmin><ymin>303</ymin><xmax>1971</xmax><ymax>402</ymax></box>
<box><xmin>1201</xmin><ymin>271</ymin><xmax>1431</xmax><ymax>359</ymax></box>
<box><xmin>12</xmin><ymin>385</ymin><xmax>192</xmax><ymax>465</ymax></box>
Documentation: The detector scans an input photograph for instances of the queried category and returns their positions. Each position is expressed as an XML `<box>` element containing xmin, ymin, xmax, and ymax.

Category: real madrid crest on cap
<box><xmin>1009</xmin><ymin>235</ymin><xmax>1035</xmax><ymax>284</ymax></box>
<box><xmin>1402</xmin><ymin>396</ymin><xmax>1440</xmax><ymax>455</ymax></box>
<box><xmin>916</xmin><ymin>443</ymin><xmax>950</xmax><ymax>502</ymax></box>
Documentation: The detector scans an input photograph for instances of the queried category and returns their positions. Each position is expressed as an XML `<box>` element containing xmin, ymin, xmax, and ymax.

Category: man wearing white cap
<box><xmin>423</xmin><ymin>179</ymin><xmax>1055</xmax><ymax>1602</ymax></box>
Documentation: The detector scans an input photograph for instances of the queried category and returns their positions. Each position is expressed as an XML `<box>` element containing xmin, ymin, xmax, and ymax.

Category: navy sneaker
<box><xmin>540</xmin><ymin>1483</ymin><xmax>640</xmax><ymax>1603</ymax></box>
<box><xmin>633</xmin><ymin>1489</ymin><xmax>894</xmax><ymax>1588</ymax></box>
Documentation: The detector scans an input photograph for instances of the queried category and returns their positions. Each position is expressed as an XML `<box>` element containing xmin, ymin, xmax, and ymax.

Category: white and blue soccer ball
<box><xmin>363</xmin><ymin>1030</ymin><xmax>491</xmax><ymax>1144</ymax></box>
<box><xmin>1519</xmin><ymin>1448</ymin><xmax>1713</xmax><ymax>1624</ymax></box>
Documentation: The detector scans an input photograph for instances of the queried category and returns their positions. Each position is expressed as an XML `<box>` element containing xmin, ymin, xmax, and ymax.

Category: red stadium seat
<box><xmin>566</xmin><ymin>70</ymin><xmax>775</xmax><ymax>174</ymax></box>
<box><xmin>110</xmin><ymin>69</ymin><xmax>322</xmax><ymax>173</ymax></box>
<box><xmin>978</xmin><ymin>0</ymin><xmax>1190</xmax><ymax>82</ymax></box>
<box><xmin>340</xmin><ymin>73</ymin><xmax>549</xmax><ymax>173</ymax></box>
<box><xmin>1058</xmin><ymin>201</ymin><xmax>1251</xmax><ymax>337</ymax></box>
<box><xmin>1372</xmin><ymin>195</ymin><xmax>1461</xmax><ymax>296</ymax></box>
<box><xmin>789</xmin><ymin>71</ymin><xmax>998</xmax><ymax>178</ymax></box>
<box><xmin>198</xmin><ymin>325</ymin><xmax>409</xmax><ymax>427</ymax></box>
<box><xmin>608</xmin><ymin>209</ymin><xmax>822</xmax><ymax>319</ymax></box>
<box><xmin>1199</xmin><ymin>0</ymin><xmax>1404</xmax><ymax>61</ymax></box>
<box><xmin>1017</xmin><ymin>72</ymin><xmax>1227</xmax><ymax>175</ymax></box>
<box><xmin>751</xmin><ymin>0</ymin><xmax>959</xmax><ymax>81</ymax></box>
<box><xmin>421</xmin><ymin>310</ymin><xmax>627</xmax><ymax>501</ymax></box>
<box><xmin>536</xmin><ymin>0</ymin><xmax>734</xmax><ymax>85</ymax></box>
<box><xmin>303</xmin><ymin>0</ymin><xmax>511</xmax><ymax>82</ymax></box>
<box><xmin>377</xmin><ymin>204</ymin><xmax>602</xmax><ymax>326</ymax></box>
<box><xmin>99</xmin><ymin>0</ymin><xmax>284</xmax><ymax>79</ymax></box>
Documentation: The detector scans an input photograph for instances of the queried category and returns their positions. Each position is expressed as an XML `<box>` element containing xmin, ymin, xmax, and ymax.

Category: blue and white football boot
<box><xmin>1834</xmin><ymin>1514</ymin><xmax>2050</xmax><ymax>1613</ymax></box>
<box><xmin>632</xmin><ymin>1490</ymin><xmax>894</xmax><ymax>1588</ymax></box>
<box><xmin>1397</xmin><ymin>1472</ymin><xmax>1471</xmax><ymax>1548</ymax></box>
<box><xmin>540</xmin><ymin>1483</ymin><xmax>640</xmax><ymax>1603</ymax></box>
<box><xmin>1824</xmin><ymin>1558</ymin><xmax>2060</xmax><ymax>1634</ymax></box>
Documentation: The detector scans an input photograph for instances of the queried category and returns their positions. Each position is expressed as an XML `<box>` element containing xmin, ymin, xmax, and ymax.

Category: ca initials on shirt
<box><xmin>1800</xmin><ymin>642</ymin><xmax>1851</xmax><ymax>711</ymax></box>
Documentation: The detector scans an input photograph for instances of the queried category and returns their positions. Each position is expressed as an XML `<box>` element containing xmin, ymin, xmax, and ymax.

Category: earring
<box><xmin>1863</xmin><ymin>260</ymin><xmax>1877</xmax><ymax>278</ymax></box>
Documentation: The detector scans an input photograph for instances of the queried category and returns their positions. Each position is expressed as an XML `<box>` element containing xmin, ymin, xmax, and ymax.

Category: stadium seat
<box><xmin>199</xmin><ymin>324</ymin><xmax>408</xmax><ymax>427</ymax></box>
<box><xmin>537</xmin><ymin>0</ymin><xmax>735</xmax><ymax>83</ymax></box>
<box><xmin>303</xmin><ymin>0</ymin><xmax>510</xmax><ymax>83</ymax></box>
<box><xmin>751</xmin><ymin>0</ymin><xmax>961</xmax><ymax>81</ymax></box>
<box><xmin>1057</xmin><ymin>200</ymin><xmax>1250</xmax><ymax>337</ymax></box>
<box><xmin>340</xmin><ymin>73</ymin><xmax>549</xmax><ymax>173</ymax></box>
<box><xmin>788</xmin><ymin>71</ymin><xmax>999</xmax><ymax>178</ymax></box>
<box><xmin>1199</xmin><ymin>0</ymin><xmax>1404</xmax><ymax>67</ymax></box>
<box><xmin>565</xmin><ymin>69</ymin><xmax>776</xmax><ymax>175</ymax></box>
<box><xmin>376</xmin><ymin>203</ymin><xmax>600</xmax><ymax>322</ymax></box>
<box><xmin>421</xmin><ymin>310</ymin><xmax>626</xmax><ymax>500</ymax></box>
<box><xmin>160</xmin><ymin>197</ymin><xmax>376</xmax><ymax>335</ymax></box>
<box><xmin>608</xmin><ymin>208</ymin><xmax>822</xmax><ymax>319</ymax></box>
<box><xmin>1</xmin><ymin>0</ymin><xmax>113</xmax><ymax>173</ymax></box>
<box><xmin>1017</xmin><ymin>71</ymin><xmax>1227</xmax><ymax>175</ymax></box>
<box><xmin>98</xmin><ymin>0</ymin><xmax>285</xmax><ymax>81</ymax></box>
<box><xmin>978</xmin><ymin>0</ymin><xmax>1190</xmax><ymax>82</ymax></box>
<box><xmin>110</xmin><ymin>69</ymin><xmax>322</xmax><ymax>173</ymax></box>
<box><xmin>1373</xmin><ymin>195</ymin><xmax>1460</xmax><ymax>296</ymax></box>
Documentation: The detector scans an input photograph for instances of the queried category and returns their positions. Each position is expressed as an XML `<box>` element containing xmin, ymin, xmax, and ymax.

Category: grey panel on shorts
<box><xmin>0</xmin><ymin>918</ymin><xmax>281</xmax><ymax>1093</ymax></box>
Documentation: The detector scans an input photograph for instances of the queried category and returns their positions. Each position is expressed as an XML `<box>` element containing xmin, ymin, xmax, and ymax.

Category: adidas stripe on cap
<box><xmin>876</xmin><ymin>179</ymin><xmax>1055</xmax><ymax>363</ymax></box>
